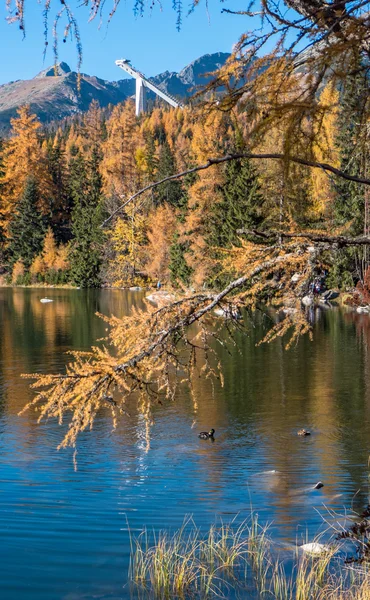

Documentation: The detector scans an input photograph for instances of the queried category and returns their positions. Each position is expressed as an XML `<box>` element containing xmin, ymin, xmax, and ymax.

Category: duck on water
<box><xmin>298</xmin><ymin>429</ymin><xmax>311</xmax><ymax>436</ymax></box>
<box><xmin>199</xmin><ymin>428</ymin><xmax>312</xmax><ymax>439</ymax></box>
<box><xmin>199</xmin><ymin>429</ymin><xmax>215</xmax><ymax>440</ymax></box>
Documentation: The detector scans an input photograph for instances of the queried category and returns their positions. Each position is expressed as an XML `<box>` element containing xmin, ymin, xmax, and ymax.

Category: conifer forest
<box><xmin>0</xmin><ymin>76</ymin><xmax>368</xmax><ymax>295</ymax></box>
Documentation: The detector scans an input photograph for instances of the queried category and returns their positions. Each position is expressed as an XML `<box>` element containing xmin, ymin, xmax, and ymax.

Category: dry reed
<box><xmin>128</xmin><ymin>513</ymin><xmax>370</xmax><ymax>599</ymax></box>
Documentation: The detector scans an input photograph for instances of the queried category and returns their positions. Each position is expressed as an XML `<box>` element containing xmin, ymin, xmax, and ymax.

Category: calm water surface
<box><xmin>0</xmin><ymin>288</ymin><xmax>370</xmax><ymax>599</ymax></box>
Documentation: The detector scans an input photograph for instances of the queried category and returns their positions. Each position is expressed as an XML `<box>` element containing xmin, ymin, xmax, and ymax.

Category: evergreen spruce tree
<box><xmin>8</xmin><ymin>177</ymin><xmax>46</xmax><ymax>271</ymax></box>
<box><xmin>153</xmin><ymin>122</ymin><xmax>167</xmax><ymax>145</ymax></box>
<box><xmin>144</xmin><ymin>132</ymin><xmax>158</xmax><ymax>182</ymax></box>
<box><xmin>155</xmin><ymin>140</ymin><xmax>184</xmax><ymax>207</ymax></box>
<box><xmin>69</xmin><ymin>148</ymin><xmax>104</xmax><ymax>288</ymax></box>
<box><xmin>68</xmin><ymin>146</ymin><xmax>87</xmax><ymax>204</ymax></box>
<box><xmin>46</xmin><ymin>139</ymin><xmax>73</xmax><ymax>243</ymax></box>
<box><xmin>169</xmin><ymin>234</ymin><xmax>192</xmax><ymax>287</ymax></box>
<box><xmin>334</xmin><ymin>61</ymin><xmax>368</xmax><ymax>234</ymax></box>
<box><xmin>328</xmin><ymin>58</ymin><xmax>369</xmax><ymax>287</ymax></box>
<box><xmin>208</xmin><ymin>157</ymin><xmax>264</xmax><ymax>249</ymax></box>
<box><xmin>206</xmin><ymin>156</ymin><xmax>264</xmax><ymax>288</ymax></box>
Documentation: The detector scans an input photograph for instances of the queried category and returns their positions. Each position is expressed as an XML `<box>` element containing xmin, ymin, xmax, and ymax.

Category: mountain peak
<box><xmin>178</xmin><ymin>52</ymin><xmax>230</xmax><ymax>85</ymax></box>
<box><xmin>0</xmin><ymin>52</ymin><xmax>231</xmax><ymax>135</ymax></box>
<box><xmin>34</xmin><ymin>62</ymin><xmax>72</xmax><ymax>79</ymax></box>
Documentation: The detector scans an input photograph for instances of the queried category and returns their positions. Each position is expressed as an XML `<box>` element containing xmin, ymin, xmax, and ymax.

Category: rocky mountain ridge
<box><xmin>0</xmin><ymin>52</ymin><xmax>230</xmax><ymax>135</ymax></box>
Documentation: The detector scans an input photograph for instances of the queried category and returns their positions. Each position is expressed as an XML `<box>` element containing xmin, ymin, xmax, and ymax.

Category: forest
<box><xmin>0</xmin><ymin>68</ymin><xmax>368</xmax><ymax>295</ymax></box>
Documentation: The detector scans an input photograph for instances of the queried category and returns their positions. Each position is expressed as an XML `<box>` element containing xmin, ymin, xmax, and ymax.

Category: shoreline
<box><xmin>1</xmin><ymin>284</ymin><xmax>369</xmax><ymax>314</ymax></box>
<box><xmin>0</xmin><ymin>282</ymin><xmax>80</xmax><ymax>290</ymax></box>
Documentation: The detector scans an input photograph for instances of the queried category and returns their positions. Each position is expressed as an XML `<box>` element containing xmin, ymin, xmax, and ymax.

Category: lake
<box><xmin>0</xmin><ymin>288</ymin><xmax>369</xmax><ymax>599</ymax></box>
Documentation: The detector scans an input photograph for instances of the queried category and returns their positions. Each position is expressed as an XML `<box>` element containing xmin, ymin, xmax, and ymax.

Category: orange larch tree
<box><xmin>1</xmin><ymin>106</ymin><xmax>52</xmax><ymax>229</ymax></box>
<box><xmin>101</xmin><ymin>100</ymin><xmax>142</xmax><ymax>203</ymax></box>
<box><xmin>145</xmin><ymin>203</ymin><xmax>178</xmax><ymax>282</ymax></box>
<box><xmin>185</xmin><ymin>111</ymin><xmax>231</xmax><ymax>286</ymax></box>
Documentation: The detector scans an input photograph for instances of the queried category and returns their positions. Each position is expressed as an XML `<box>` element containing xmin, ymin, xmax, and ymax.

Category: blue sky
<box><xmin>0</xmin><ymin>1</ymin><xmax>252</xmax><ymax>84</ymax></box>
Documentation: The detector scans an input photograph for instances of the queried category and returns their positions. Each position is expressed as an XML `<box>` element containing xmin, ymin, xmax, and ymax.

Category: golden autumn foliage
<box><xmin>101</xmin><ymin>101</ymin><xmax>142</xmax><ymax>199</ymax></box>
<box><xmin>30</xmin><ymin>229</ymin><xmax>69</xmax><ymax>282</ymax></box>
<box><xmin>2</xmin><ymin>106</ymin><xmax>51</xmax><ymax>227</ymax></box>
<box><xmin>82</xmin><ymin>100</ymin><xmax>105</xmax><ymax>153</ymax></box>
<box><xmin>108</xmin><ymin>206</ymin><xmax>147</xmax><ymax>285</ymax></box>
<box><xmin>65</xmin><ymin>124</ymin><xmax>85</xmax><ymax>159</ymax></box>
<box><xmin>12</xmin><ymin>258</ymin><xmax>25</xmax><ymax>284</ymax></box>
<box><xmin>185</xmin><ymin>111</ymin><xmax>230</xmax><ymax>286</ymax></box>
<box><xmin>310</xmin><ymin>83</ymin><xmax>340</xmax><ymax>218</ymax></box>
<box><xmin>54</xmin><ymin>245</ymin><xmax>70</xmax><ymax>272</ymax></box>
<box><xmin>42</xmin><ymin>228</ymin><xmax>58</xmax><ymax>270</ymax></box>
<box><xmin>145</xmin><ymin>204</ymin><xmax>177</xmax><ymax>281</ymax></box>
<box><xmin>30</xmin><ymin>255</ymin><xmax>45</xmax><ymax>281</ymax></box>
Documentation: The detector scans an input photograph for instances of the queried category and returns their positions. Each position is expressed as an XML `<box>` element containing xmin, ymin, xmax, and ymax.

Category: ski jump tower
<box><xmin>115</xmin><ymin>59</ymin><xmax>183</xmax><ymax>116</ymax></box>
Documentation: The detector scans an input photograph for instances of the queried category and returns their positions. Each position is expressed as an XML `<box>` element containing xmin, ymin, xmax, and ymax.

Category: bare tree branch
<box><xmin>239</xmin><ymin>229</ymin><xmax>370</xmax><ymax>247</ymax></box>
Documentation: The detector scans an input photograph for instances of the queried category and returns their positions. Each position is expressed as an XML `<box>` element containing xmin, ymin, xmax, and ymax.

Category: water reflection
<box><xmin>0</xmin><ymin>289</ymin><xmax>369</xmax><ymax>599</ymax></box>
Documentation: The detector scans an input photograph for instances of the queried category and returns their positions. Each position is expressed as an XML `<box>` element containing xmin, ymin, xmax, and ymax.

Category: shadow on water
<box><xmin>0</xmin><ymin>288</ymin><xmax>369</xmax><ymax>599</ymax></box>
